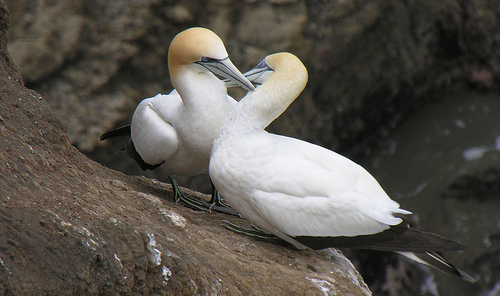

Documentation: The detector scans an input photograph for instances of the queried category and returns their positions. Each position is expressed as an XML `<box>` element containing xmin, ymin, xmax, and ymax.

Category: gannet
<box><xmin>209</xmin><ymin>52</ymin><xmax>475</xmax><ymax>282</ymax></box>
<box><xmin>100</xmin><ymin>27</ymin><xmax>254</xmax><ymax>215</ymax></box>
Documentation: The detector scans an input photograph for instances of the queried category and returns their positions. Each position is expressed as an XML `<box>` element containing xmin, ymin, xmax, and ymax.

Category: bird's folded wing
<box><xmin>131</xmin><ymin>95</ymin><xmax>179</xmax><ymax>165</ymax></box>
<box><xmin>245</xmin><ymin>135</ymin><xmax>409</xmax><ymax>238</ymax></box>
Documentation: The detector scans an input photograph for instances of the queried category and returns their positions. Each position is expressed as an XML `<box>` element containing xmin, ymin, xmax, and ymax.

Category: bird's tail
<box><xmin>99</xmin><ymin>124</ymin><xmax>131</xmax><ymax>141</ymax></box>
<box><xmin>398</xmin><ymin>251</ymin><xmax>476</xmax><ymax>283</ymax></box>
<box><xmin>98</xmin><ymin>124</ymin><xmax>162</xmax><ymax>171</ymax></box>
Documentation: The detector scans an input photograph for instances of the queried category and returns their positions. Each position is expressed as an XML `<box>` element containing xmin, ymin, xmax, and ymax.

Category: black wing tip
<box><xmin>126</xmin><ymin>139</ymin><xmax>163</xmax><ymax>171</ymax></box>
<box><xmin>395</xmin><ymin>227</ymin><xmax>468</xmax><ymax>252</ymax></box>
<box><xmin>458</xmin><ymin>269</ymin><xmax>477</xmax><ymax>283</ymax></box>
<box><xmin>410</xmin><ymin>252</ymin><xmax>477</xmax><ymax>283</ymax></box>
<box><xmin>98</xmin><ymin>132</ymin><xmax>111</xmax><ymax>141</ymax></box>
<box><xmin>99</xmin><ymin>125</ymin><xmax>163</xmax><ymax>171</ymax></box>
<box><xmin>452</xmin><ymin>242</ymin><xmax>467</xmax><ymax>252</ymax></box>
<box><xmin>99</xmin><ymin>125</ymin><xmax>132</xmax><ymax>141</ymax></box>
<box><xmin>293</xmin><ymin>226</ymin><xmax>468</xmax><ymax>253</ymax></box>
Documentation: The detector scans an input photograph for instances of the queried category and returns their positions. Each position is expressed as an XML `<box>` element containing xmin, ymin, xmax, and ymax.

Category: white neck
<box><xmin>171</xmin><ymin>64</ymin><xmax>226</xmax><ymax>108</ymax></box>
<box><xmin>221</xmin><ymin>56</ymin><xmax>308</xmax><ymax>134</ymax></box>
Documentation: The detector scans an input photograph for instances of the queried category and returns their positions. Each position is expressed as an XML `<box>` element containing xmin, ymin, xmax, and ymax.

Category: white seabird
<box><xmin>100</xmin><ymin>27</ymin><xmax>254</xmax><ymax>214</ymax></box>
<box><xmin>209</xmin><ymin>52</ymin><xmax>475</xmax><ymax>282</ymax></box>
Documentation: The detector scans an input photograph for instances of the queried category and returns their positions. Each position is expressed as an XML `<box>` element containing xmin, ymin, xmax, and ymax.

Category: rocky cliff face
<box><xmin>0</xmin><ymin>1</ymin><xmax>372</xmax><ymax>295</ymax></box>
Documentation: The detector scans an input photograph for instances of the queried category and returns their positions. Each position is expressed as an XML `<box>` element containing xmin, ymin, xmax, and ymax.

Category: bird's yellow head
<box><xmin>167</xmin><ymin>27</ymin><xmax>254</xmax><ymax>91</ymax></box>
<box><xmin>261</xmin><ymin>52</ymin><xmax>308</xmax><ymax>93</ymax></box>
<box><xmin>168</xmin><ymin>27</ymin><xmax>228</xmax><ymax>68</ymax></box>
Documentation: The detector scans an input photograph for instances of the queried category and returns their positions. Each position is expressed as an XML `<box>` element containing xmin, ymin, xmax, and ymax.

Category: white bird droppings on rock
<box><xmin>159</xmin><ymin>208</ymin><xmax>186</xmax><ymax>228</ymax></box>
<box><xmin>146</xmin><ymin>233</ymin><xmax>162</xmax><ymax>266</ymax></box>
<box><xmin>161</xmin><ymin>265</ymin><xmax>172</xmax><ymax>286</ymax></box>
<box><xmin>137</xmin><ymin>192</ymin><xmax>163</xmax><ymax>207</ymax></box>
<box><xmin>306</xmin><ymin>277</ymin><xmax>338</xmax><ymax>296</ymax></box>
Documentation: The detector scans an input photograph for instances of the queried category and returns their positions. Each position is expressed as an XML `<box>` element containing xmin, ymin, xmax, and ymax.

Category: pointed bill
<box><xmin>223</xmin><ymin>58</ymin><xmax>274</xmax><ymax>88</ymax></box>
<box><xmin>196</xmin><ymin>57</ymin><xmax>255</xmax><ymax>91</ymax></box>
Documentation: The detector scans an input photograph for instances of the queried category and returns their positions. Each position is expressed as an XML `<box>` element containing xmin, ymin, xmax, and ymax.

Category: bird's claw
<box><xmin>222</xmin><ymin>220</ymin><xmax>281</xmax><ymax>240</ymax></box>
<box><xmin>208</xmin><ymin>187</ymin><xmax>240</xmax><ymax>216</ymax></box>
<box><xmin>168</xmin><ymin>176</ymin><xmax>239</xmax><ymax>216</ymax></box>
<box><xmin>174</xmin><ymin>187</ymin><xmax>240</xmax><ymax>216</ymax></box>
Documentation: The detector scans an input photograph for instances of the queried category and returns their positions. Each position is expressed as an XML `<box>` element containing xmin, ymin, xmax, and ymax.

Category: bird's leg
<box><xmin>222</xmin><ymin>220</ymin><xmax>286</xmax><ymax>241</ymax></box>
<box><xmin>208</xmin><ymin>185</ymin><xmax>231</xmax><ymax>208</ymax></box>
<box><xmin>167</xmin><ymin>176</ymin><xmax>239</xmax><ymax>216</ymax></box>
<box><xmin>207</xmin><ymin>180</ymin><xmax>240</xmax><ymax>216</ymax></box>
<box><xmin>168</xmin><ymin>176</ymin><xmax>210</xmax><ymax>212</ymax></box>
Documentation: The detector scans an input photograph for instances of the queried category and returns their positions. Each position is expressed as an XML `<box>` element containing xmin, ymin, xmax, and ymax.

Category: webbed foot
<box><xmin>208</xmin><ymin>183</ymin><xmax>240</xmax><ymax>216</ymax></box>
<box><xmin>168</xmin><ymin>176</ymin><xmax>239</xmax><ymax>216</ymax></box>
<box><xmin>222</xmin><ymin>220</ymin><xmax>281</xmax><ymax>240</ymax></box>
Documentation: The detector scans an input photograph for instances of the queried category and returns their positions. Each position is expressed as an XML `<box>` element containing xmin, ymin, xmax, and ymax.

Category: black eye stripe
<box><xmin>200</xmin><ymin>57</ymin><xmax>218</xmax><ymax>63</ymax></box>
<box><xmin>256</xmin><ymin>60</ymin><xmax>267</xmax><ymax>68</ymax></box>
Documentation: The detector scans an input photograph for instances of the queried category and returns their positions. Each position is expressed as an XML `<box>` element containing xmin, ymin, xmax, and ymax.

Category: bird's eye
<box><xmin>200</xmin><ymin>57</ymin><xmax>217</xmax><ymax>63</ymax></box>
<box><xmin>255</xmin><ymin>59</ymin><xmax>269</xmax><ymax>70</ymax></box>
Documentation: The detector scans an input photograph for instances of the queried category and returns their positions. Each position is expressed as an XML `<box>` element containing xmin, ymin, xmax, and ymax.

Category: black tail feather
<box><xmin>99</xmin><ymin>124</ymin><xmax>131</xmax><ymax>141</ymax></box>
<box><xmin>125</xmin><ymin>138</ymin><xmax>163</xmax><ymax>171</ymax></box>
<box><xmin>99</xmin><ymin>124</ymin><xmax>162</xmax><ymax>171</ymax></box>
<box><xmin>223</xmin><ymin>220</ymin><xmax>474</xmax><ymax>282</ymax></box>
<box><xmin>399</xmin><ymin>251</ymin><xmax>476</xmax><ymax>283</ymax></box>
<box><xmin>295</xmin><ymin>225</ymin><xmax>466</xmax><ymax>253</ymax></box>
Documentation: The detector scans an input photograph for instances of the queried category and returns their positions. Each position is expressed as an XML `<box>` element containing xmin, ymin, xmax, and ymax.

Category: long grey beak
<box><xmin>195</xmin><ymin>57</ymin><xmax>255</xmax><ymax>91</ymax></box>
<box><xmin>223</xmin><ymin>59</ymin><xmax>274</xmax><ymax>88</ymax></box>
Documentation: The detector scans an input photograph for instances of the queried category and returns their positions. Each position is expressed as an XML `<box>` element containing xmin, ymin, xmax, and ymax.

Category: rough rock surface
<box><xmin>0</xmin><ymin>2</ymin><xmax>372</xmax><ymax>295</ymax></box>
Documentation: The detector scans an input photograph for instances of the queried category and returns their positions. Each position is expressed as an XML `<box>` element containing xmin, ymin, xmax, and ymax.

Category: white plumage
<box><xmin>210</xmin><ymin>52</ymin><xmax>474</xmax><ymax>282</ymax></box>
<box><xmin>100</xmin><ymin>27</ymin><xmax>254</xmax><ymax>213</ymax></box>
<box><xmin>214</xmin><ymin>132</ymin><xmax>410</xmax><ymax>238</ymax></box>
<box><xmin>211</xmin><ymin>52</ymin><xmax>405</xmax><ymax>242</ymax></box>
